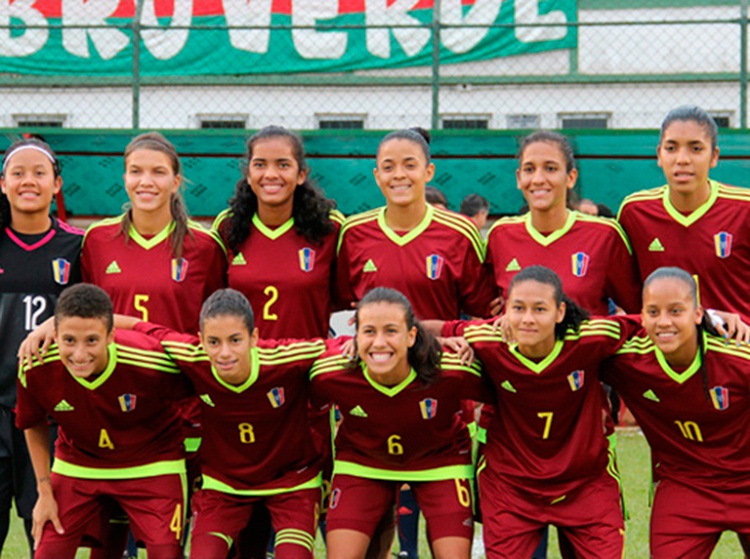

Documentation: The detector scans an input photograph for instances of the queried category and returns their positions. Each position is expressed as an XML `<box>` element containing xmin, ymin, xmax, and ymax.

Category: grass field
<box><xmin>3</xmin><ymin>428</ymin><xmax>743</xmax><ymax>558</ymax></box>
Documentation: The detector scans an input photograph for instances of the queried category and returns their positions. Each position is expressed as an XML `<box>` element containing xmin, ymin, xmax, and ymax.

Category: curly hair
<box><xmin>222</xmin><ymin>126</ymin><xmax>336</xmax><ymax>252</ymax></box>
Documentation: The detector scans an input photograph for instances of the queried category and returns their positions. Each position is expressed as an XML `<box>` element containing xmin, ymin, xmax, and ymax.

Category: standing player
<box><xmin>212</xmin><ymin>125</ymin><xmax>343</xmax><ymax>555</ymax></box>
<box><xmin>618</xmin><ymin>105</ymin><xmax>750</xmax><ymax>321</ymax></box>
<box><xmin>0</xmin><ymin>138</ymin><xmax>82</xmax><ymax>556</ymax></box>
<box><xmin>337</xmin><ymin>127</ymin><xmax>496</xmax><ymax>321</ymax></box>
<box><xmin>213</xmin><ymin>125</ymin><xmax>342</xmax><ymax>340</ymax></box>
<box><xmin>82</xmin><ymin>131</ymin><xmax>226</xmax><ymax>334</ymax></box>
<box><xmin>120</xmin><ymin>288</ymin><xmax>328</xmax><ymax>559</ymax></box>
<box><xmin>442</xmin><ymin>266</ymin><xmax>642</xmax><ymax>558</ymax></box>
<box><xmin>336</xmin><ymin>128</ymin><xmax>497</xmax><ymax>557</ymax></box>
<box><xmin>487</xmin><ymin>130</ymin><xmax>640</xmax><ymax>316</ymax></box>
<box><xmin>603</xmin><ymin>267</ymin><xmax>750</xmax><ymax>558</ymax></box>
<box><xmin>16</xmin><ymin>284</ymin><xmax>191</xmax><ymax>558</ymax></box>
<box><xmin>310</xmin><ymin>287</ymin><xmax>488</xmax><ymax>559</ymax></box>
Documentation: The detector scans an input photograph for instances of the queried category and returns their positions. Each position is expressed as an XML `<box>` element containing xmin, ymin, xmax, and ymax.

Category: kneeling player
<box><xmin>16</xmin><ymin>284</ymin><xmax>190</xmax><ymax>559</ymax></box>
<box><xmin>310</xmin><ymin>287</ymin><xmax>489</xmax><ymax>559</ymax></box>
<box><xmin>126</xmin><ymin>288</ymin><xmax>327</xmax><ymax>559</ymax></box>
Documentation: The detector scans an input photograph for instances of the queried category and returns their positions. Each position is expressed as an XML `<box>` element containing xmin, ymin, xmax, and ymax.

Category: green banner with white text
<box><xmin>0</xmin><ymin>0</ymin><xmax>577</xmax><ymax>76</ymax></box>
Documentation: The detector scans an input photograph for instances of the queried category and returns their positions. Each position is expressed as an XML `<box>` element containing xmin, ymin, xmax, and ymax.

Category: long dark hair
<box><xmin>354</xmin><ymin>287</ymin><xmax>442</xmax><ymax>386</ymax></box>
<box><xmin>0</xmin><ymin>138</ymin><xmax>61</xmax><ymax>232</ymax></box>
<box><xmin>222</xmin><ymin>126</ymin><xmax>336</xmax><ymax>252</ymax></box>
<box><xmin>643</xmin><ymin>266</ymin><xmax>712</xmax><ymax>400</ymax></box>
<box><xmin>507</xmin><ymin>265</ymin><xmax>590</xmax><ymax>339</ymax></box>
<box><xmin>121</xmin><ymin>132</ymin><xmax>192</xmax><ymax>258</ymax></box>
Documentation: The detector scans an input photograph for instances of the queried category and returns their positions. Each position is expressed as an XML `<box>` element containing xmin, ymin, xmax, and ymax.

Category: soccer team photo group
<box><xmin>0</xmin><ymin>102</ymin><xmax>749</xmax><ymax>559</ymax></box>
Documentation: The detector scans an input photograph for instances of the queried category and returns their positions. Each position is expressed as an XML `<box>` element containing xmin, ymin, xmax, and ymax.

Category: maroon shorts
<box><xmin>326</xmin><ymin>474</ymin><xmax>473</xmax><ymax>542</ymax></box>
<box><xmin>36</xmin><ymin>472</ymin><xmax>186</xmax><ymax>559</ymax></box>
<box><xmin>479</xmin><ymin>466</ymin><xmax>624</xmax><ymax>559</ymax></box>
<box><xmin>650</xmin><ymin>478</ymin><xmax>750</xmax><ymax>559</ymax></box>
<box><xmin>189</xmin><ymin>487</ymin><xmax>320</xmax><ymax>559</ymax></box>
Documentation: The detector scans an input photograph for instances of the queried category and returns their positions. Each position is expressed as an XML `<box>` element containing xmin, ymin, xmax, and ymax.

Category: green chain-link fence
<box><xmin>1</xmin><ymin>0</ymin><xmax>748</xmax><ymax>131</ymax></box>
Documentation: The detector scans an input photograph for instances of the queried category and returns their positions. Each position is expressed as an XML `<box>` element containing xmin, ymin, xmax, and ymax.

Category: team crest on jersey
<box><xmin>567</xmin><ymin>370</ymin><xmax>585</xmax><ymax>391</ymax></box>
<box><xmin>329</xmin><ymin>488</ymin><xmax>341</xmax><ymax>509</ymax></box>
<box><xmin>571</xmin><ymin>253</ymin><xmax>590</xmax><ymax>277</ymax></box>
<box><xmin>298</xmin><ymin>248</ymin><xmax>316</xmax><ymax>272</ymax></box>
<box><xmin>419</xmin><ymin>398</ymin><xmax>438</xmax><ymax>419</ymax></box>
<box><xmin>118</xmin><ymin>393</ymin><xmax>137</xmax><ymax>412</ymax></box>
<box><xmin>714</xmin><ymin>232</ymin><xmax>733</xmax><ymax>259</ymax></box>
<box><xmin>52</xmin><ymin>258</ymin><xmax>71</xmax><ymax>285</ymax></box>
<box><xmin>425</xmin><ymin>255</ymin><xmax>444</xmax><ymax>280</ymax></box>
<box><xmin>709</xmin><ymin>386</ymin><xmax>729</xmax><ymax>410</ymax></box>
<box><xmin>267</xmin><ymin>387</ymin><xmax>285</xmax><ymax>408</ymax></box>
<box><xmin>171</xmin><ymin>258</ymin><xmax>188</xmax><ymax>282</ymax></box>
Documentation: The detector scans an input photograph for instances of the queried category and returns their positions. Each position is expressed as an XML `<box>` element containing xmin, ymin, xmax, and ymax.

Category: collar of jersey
<box><xmin>509</xmin><ymin>339</ymin><xmax>564</xmax><ymax>373</ymax></box>
<box><xmin>362</xmin><ymin>364</ymin><xmax>417</xmax><ymax>397</ymax></box>
<box><xmin>653</xmin><ymin>331</ymin><xmax>704</xmax><ymax>383</ymax></box>
<box><xmin>128</xmin><ymin>220</ymin><xmax>175</xmax><ymax>250</ymax></box>
<box><xmin>661</xmin><ymin>179</ymin><xmax>719</xmax><ymax>227</ymax></box>
<box><xmin>523</xmin><ymin>210</ymin><xmax>576</xmax><ymax>247</ymax></box>
<box><xmin>69</xmin><ymin>343</ymin><xmax>117</xmax><ymax>389</ymax></box>
<box><xmin>377</xmin><ymin>205</ymin><xmax>434</xmax><ymax>247</ymax></box>
<box><xmin>210</xmin><ymin>346</ymin><xmax>259</xmax><ymax>392</ymax></box>
<box><xmin>252</xmin><ymin>213</ymin><xmax>294</xmax><ymax>240</ymax></box>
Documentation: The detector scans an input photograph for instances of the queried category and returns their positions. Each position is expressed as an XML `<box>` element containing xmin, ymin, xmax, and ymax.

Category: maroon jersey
<box><xmin>451</xmin><ymin>317</ymin><xmax>640</xmax><ymax>497</ymax></box>
<box><xmin>135</xmin><ymin>322</ymin><xmax>328</xmax><ymax>495</ymax></box>
<box><xmin>486</xmin><ymin>211</ymin><xmax>640</xmax><ymax>314</ymax></box>
<box><xmin>310</xmin><ymin>346</ymin><xmax>487</xmax><ymax>481</ymax></box>
<box><xmin>82</xmin><ymin>216</ymin><xmax>227</xmax><ymax>334</ymax></box>
<box><xmin>336</xmin><ymin>205</ymin><xmax>496</xmax><ymax>320</ymax></box>
<box><xmin>15</xmin><ymin>330</ymin><xmax>190</xmax><ymax>478</ymax></box>
<box><xmin>213</xmin><ymin>210</ymin><xmax>343</xmax><ymax>339</ymax></box>
<box><xmin>604</xmin><ymin>330</ymin><xmax>750</xmax><ymax>491</ymax></box>
<box><xmin>618</xmin><ymin>180</ymin><xmax>750</xmax><ymax>321</ymax></box>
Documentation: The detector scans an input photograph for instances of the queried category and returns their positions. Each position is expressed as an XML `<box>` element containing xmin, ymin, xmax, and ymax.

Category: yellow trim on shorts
<box><xmin>333</xmin><ymin>461</ymin><xmax>473</xmax><ymax>482</ymax></box>
<box><xmin>201</xmin><ymin>472</ymin><xmax>322</xmax><ymax>496</ymax></box>
<box><xmin>52</xmin><ymin>458</ymin><xmax>186</xmax><ymax>479</ymax></box>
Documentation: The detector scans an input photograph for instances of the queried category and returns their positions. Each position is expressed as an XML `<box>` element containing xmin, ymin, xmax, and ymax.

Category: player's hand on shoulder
<box><xmin>439</xmin><ymin>336</ymin><xmax>475</xmax><ymax>365</ymax></box>
<box><xmin>18</xmin><ymin>316</ymin><xmax>56</xmax><ymax>367</ymax></box>
<box><xmin>709</xmin><ymin>309</ymin><xmax>750</xmax><ymax>346</ymax></box>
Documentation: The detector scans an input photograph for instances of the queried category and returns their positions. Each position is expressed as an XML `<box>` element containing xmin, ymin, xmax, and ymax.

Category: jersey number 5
<box><xmin>134</xmin><ymin>294</ymin><xmax>149</xmax><ymax>322</ymax></box>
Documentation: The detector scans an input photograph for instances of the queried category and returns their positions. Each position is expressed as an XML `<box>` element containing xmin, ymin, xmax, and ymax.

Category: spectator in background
<box><xmin>425</xmin><ymin>186</ymin><xmax>449</xmax><ymax>210</ymax></box>
<box><xmin>459</xmin><ymin>193</ymin><xmax>490</xmax><ymax>230</ymax></box>
<box><xmin>578</xmin><ymin>198</ymin><xmax>615</xmax><ymax>219</ymax></box>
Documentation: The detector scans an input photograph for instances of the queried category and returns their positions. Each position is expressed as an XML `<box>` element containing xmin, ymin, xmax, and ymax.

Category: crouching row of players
<box><xmin>16</xmin><ymin>264</ymin><xmax>750</xmax><ymax>559</ymax></box>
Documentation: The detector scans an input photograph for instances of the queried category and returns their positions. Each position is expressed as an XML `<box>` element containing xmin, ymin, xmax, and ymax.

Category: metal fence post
<box><xmin>741</xmin><ymin>0</ymin><xmax>749</xmax><ymax>129</ymax></box>
<box><xmin>431</xmin><ymin>0</ymin><xmax>441</xmax><ymax>131</ymax></box>
<box><xmin>132</xmin><ymin>0</ymin><xmax>145</xmax><ymax>130</ymax></box>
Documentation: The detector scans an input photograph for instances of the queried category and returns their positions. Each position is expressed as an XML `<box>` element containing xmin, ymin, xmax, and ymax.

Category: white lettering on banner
<box><xmin>62</xmin><ymin>0</ymin><xmax>128</xmax><ymax>60</ymax></box>
<box><xmin>292</xmin><ymin>0</ymin><xmax>347</xmax><ymax>59</ymax></box>
<box><xmin>140</xmin><ymin>0</ymin><xmax>191</xmax><ymax>59</ymax></box>
<box><xmin>515</xmin><ymin>0</ymin><xmax>567</xmax><ymax>43</ymax></box>
<box><xmin>441</xmin><ymin>0</ymin><xmax>502</xmax><ymax>54</ymax></box>
<box><xmin>0</xmin><ymin>0</ymin><xmax>48</xmax><ymax>56</ymax></box>
<box><xmin>224</xmin><ymin>0</ymin><xmax>272</xmax><ymax>54</ymax></box>
<box><xmin>366</xmin><ymin>0</ymin><xmax>431</xmax><ymax>59</ymax></box>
